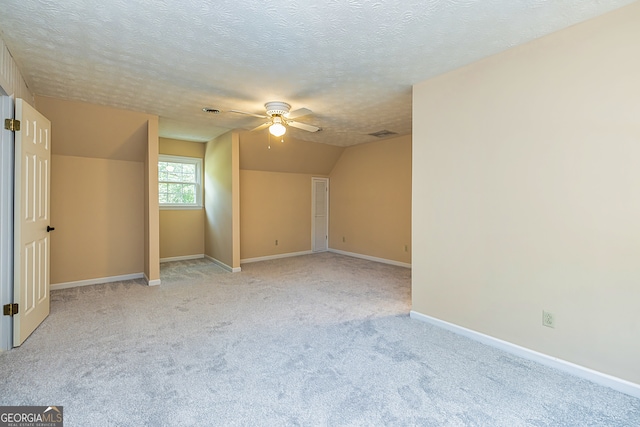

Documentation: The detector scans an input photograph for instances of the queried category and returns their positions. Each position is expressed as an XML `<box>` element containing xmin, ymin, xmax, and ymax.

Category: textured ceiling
<box><xmin>0</xmin><ymin>0</ymin><xmax>635</xmax><ymax>146</ymax></box>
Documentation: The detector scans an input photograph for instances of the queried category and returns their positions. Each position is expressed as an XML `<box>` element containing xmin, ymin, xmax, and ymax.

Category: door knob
<box><xmin>47</xmin><ymin>226</ymin><xmax>55</xmax><ymax>232</ymax></box>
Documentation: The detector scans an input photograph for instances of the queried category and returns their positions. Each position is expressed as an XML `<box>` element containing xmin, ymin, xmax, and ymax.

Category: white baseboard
<box><xmin>144</xmin><ymin>274</ymin><xmax>161</xmax><ymax>287</ymax></box>
<box><xmin>204</xmin><ymin>255</ymin><xmax>241</xmax><ymax>273</ymax></box>
<box><xmin>409</xmin><ymin>310</ymin><xmax>640</xmax><ymax>399</ymax></box>
<box><xmin>328</xmin><ymin>248</ymin><xmax>411</xmax><ymax>269</ymax></box>
<box><xmin>160</xmin><ymin>254</ymin><xmax>204</xmax><ymax>263</ymax></box>
<box><xmin>51</xmin><ymin>273</ymin><xmax>145</xmax><ymax>290</ymax></box>
<box><xmin>241</xmin><ymin>250</ymin><xmax>313</xmax><ymax>264</ymax></box>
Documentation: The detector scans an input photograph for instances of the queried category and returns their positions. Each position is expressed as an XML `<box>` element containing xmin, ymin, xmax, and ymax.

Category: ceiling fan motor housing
<box><xmin>265</xmin><ymin>101</ymin><xmax>291</xmax><ymax>117</ymax></box>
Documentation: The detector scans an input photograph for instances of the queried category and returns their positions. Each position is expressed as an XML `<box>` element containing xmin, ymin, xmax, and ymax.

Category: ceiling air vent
<box><xmin>368</xmin><ymin>129</ymin><xmax>398</xmax><ymax>138</ymax></box>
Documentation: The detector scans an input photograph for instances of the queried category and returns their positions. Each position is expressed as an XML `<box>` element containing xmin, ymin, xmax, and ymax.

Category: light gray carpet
<box><xmin>1</xmin><ymin>253</ymin><xmax>638</xmax><ymax>426</ymax></box>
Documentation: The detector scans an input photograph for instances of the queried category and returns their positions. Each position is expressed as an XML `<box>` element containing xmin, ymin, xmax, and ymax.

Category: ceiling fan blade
<box><xmin>288</xmin><ymin>121</ymin><xmax>321</xmax><ymax>132</ymax></box>
<box><xmin>229</xmin><ymin>109</ymin><xmax>268</xmax><ymax>119</ymax></box>
<box><xmin>250</xmin><ymin>122</ymin><xmax>271</xmax><ymax>132</ymax></box>
<box><xmin>286</xmin><ymin>107</ymin><xmax>312</xmax><ymax>119</ymax></box>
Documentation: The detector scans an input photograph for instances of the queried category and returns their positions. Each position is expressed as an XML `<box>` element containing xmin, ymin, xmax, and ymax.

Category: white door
<box><xmin>312</xmin><ymin>177</ymin><xmax>328</xmax><ymax>252</ymax></box>
<box><xmin>13</xmin><ymin>98</ymin><xmax>51</xmax><ymax>346</ymax></box>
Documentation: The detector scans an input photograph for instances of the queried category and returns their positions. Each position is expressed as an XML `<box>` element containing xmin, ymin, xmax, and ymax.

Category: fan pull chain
<box><xmin>266</xmin><ymin>129</ymin><xmax>285</xmax><ymax>148</ymax></box>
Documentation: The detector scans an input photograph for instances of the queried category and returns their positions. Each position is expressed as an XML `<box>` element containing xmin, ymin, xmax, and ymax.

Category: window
<box><xmin>158</xmin><ymin>155</ymin><xmax>202</xmax><ymax>209</ymax></box>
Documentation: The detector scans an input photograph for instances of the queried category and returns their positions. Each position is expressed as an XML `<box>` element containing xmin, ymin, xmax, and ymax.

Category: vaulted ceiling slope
<box><xmin>0</xmin><ymin>0</ymin><xmax>634</xmax><ymax>146</ymax></box>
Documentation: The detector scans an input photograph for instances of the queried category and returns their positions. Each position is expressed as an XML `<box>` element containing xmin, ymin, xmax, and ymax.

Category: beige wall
<box><xmin>159</xmin><ymin>138</ymin><xmax>205</xmax><ymax>260</ymax></box>
<box><xmin>240</xmin><ymin>170</ymin><xmax>318</xmax><ymax>260</ymax></box>
<box><xmin>51</xmin><ymin>155</ymin><xmax>144</xmax><ymax>283</ymax></box>
<box><xmin>36</xmin><ymin>96</ymin><xmax>159</xmax><ymax>285</ymax></box>
<box><xmin>239</xmin><ymin>131</ymin><xmax>344</xmax><ymax>175</ymax></box>
<box><xmin>204</xmin><ymin>131</ymin><xmax>240</xmax><ymax>269</ymax></box>
<box><xmin>160</xmin><ymin>210</ymin><xmax>205</xmax><ymax>259</ymax></box>
<box><xmin>160</xmin><ymin>137</ymin><xmax>206</xmax><ymax>158</ymax></box>
<box><xmin>36</xmin><ymin>96</ymin><xmax>153</xmax><ymax>162</ymax></box>
<box><xmin>412</xmin><ymin>2</ymin><xmax>640</xmax><ymax>384</ymax></box>
<box><xmin>329</xmin><ymin>135</ymin><xmax>412</xmax><ymax>264</ymax></box>
<box><xmin>238</xmin><ymin>131</ymin><xmax>342</xmax><ymax>262</ymax></box>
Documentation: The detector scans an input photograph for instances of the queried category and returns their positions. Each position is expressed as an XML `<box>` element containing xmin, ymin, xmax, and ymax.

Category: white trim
<box><xmin>159</xmin><ymin>205</ymin><xmax>203</xmax><ymax>211</ymax></box>
<box><xmin>204</xmin><ymin>255</ymin><xmax>241</xmax><ymax>273</ymax></box>
<box><xmin>0</xmin><ymin>94</ymin><xmax>13</xmax><ymax>351</ymax></box>
<box><xmin>160</xmin><ymin>254</ymin><xmax>205</xmax><ymax>263</ymax></box>
<box><xmin>144</xmin><ymin>274</ymin><xmax>161</xmax><ymax>287</ymax></box>
<box><xmin>409</xmin><ymin>310</ymin><xmax>640</xmax><ymax>399</ymax></box>
<box><xmin>51</xmin><ymin>273</ymin><xmax>145</xmax><ymax>291</ymax></box>
<box><xmin>241</xmin><ymin>250</ymin><xmax>313</xmax><ymax>264</ymax></box>
<box><xmin>328</xmin><ymin>248</ymin><xmax>411</xmax><ymax>269</ymax></box>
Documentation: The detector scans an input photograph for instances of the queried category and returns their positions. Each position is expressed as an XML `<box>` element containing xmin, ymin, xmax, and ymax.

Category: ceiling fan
<box><xmin>229</xmin><ymin>101</ymin><xmax>321</xmax><ymax>137</ymax></box>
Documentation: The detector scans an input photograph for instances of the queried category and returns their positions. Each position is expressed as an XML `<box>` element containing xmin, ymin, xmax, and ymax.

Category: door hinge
<box><xmin>4</xmin><ymin>118</ymin><xmax>20</xmax><ymax>132</ymax></box>
<box><xmin>3</xmin><ymin>303</ymin><xmax>19</xmax><ymax>317</ymax></box>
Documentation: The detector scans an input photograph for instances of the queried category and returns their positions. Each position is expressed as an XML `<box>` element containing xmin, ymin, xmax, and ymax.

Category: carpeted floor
<box><xmin>0</xmin><ymin>253</ymin><xmax>638</xmax><ymax>426</ymax></box>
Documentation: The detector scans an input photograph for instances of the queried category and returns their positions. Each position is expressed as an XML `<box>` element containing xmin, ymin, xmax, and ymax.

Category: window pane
<box><xmin>159</xmin><ymin>183</ymin><xmax>168</xmax><ymax>203</ymax></box>
<box><xmin>166</xmin><ymin>183</ymin><xmax>181</xmax><ymax>203</ymax></box>
<box><xmin>182</xmin><ymin>184</ymin><xmax>195</xmax><ymax>203</ymax></box>
<box><xmin>159</xmin><ymin>183</ymin><xmax>197</xmax><ymax>204</ymax></box>
<box><xmin>158</xmin><ymin>163</ymin><xmax>169</xmax><ymax>181</ymax></box>
<box><xmin>158</xmin><ymin>161</ymin><xmax>197</xmax><ymax>184</ymax></box>
<box><xmin>168</xmin><ymin>170</ymin><xmax>182</xmax><ymax>182</ymax></box>
<box><xmin>181</xmin><ymin>164</ymin><xmax>195</xmax><ymax>183</ymax></box>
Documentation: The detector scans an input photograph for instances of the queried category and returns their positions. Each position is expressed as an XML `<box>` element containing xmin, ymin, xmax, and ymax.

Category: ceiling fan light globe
<box><xmin>269</xmin><ymin>123</ymin><xmax>286</xmax><ymax>137</ymax></box>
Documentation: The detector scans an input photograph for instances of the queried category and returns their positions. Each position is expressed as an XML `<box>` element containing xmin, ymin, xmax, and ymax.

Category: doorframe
<box><xmin>311</xmin><ymin>177</ymin><xmax>329</xmax><ymax>253</ymax></box>
<box><xmin>0</xmin><ymin>92</ymin><xmax>14</xmax><ymax>351</ymax></box>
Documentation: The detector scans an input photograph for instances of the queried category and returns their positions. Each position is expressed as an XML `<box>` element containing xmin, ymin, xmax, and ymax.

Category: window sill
<box><xmin>160</xmin><ymin>205</ymin><xmax>203</xmax><ymax>211</ymax></box>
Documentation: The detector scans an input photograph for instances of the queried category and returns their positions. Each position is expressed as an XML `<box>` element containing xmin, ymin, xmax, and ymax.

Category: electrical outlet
<box><xmin>275</xmin><ymin>239</ymin><xmax>278</xmax><ymax>246</ymax></box>
<box><xmin>542</xmin><ymin>310</ymin><xmax>555</xmax><ymax>328</ymax></box>
<box><xmin>404</xmin><ymin>245</ymin><xmax>408</xmax><ymax>252</ymax></box>
<box><xmin>342</xmin><ymin>236</ymin><xmax>346</xmax><ymax>243</ymax></box>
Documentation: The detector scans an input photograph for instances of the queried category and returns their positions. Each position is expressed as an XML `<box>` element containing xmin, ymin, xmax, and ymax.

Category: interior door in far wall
<box><xmin>13</xmin><ymin>98</ymin><xmax>52</xmax><ymax>346</ymax></box>
<box><xmin>312</xmin><ymin>177</ymin><xmax>328</xmax><ymax>252</ymax></box>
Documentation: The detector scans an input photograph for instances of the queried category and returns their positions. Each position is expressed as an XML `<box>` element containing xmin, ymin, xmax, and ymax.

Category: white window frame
<box><xmin>158</xmin><ymin>154</ymin><xmax>203</xmax><ymax>210</ymax></box>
